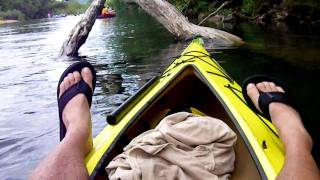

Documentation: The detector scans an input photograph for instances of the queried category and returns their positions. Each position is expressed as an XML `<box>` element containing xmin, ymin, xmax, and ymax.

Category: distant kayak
<box><xmin>97</xmin><ymin>12</ymin><xmax>116</xmax><ymax>19</ymax></box>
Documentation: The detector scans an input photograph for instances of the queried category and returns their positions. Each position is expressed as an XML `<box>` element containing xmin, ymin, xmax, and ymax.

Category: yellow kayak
<box><xmin>85</xmin><ymin>38</ymin><xmax>285</xmax><ymax>179</ymax></box>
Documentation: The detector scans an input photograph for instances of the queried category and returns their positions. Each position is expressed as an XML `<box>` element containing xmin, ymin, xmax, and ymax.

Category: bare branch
<box><xmin>198</xmin><ymin>1</ymin><xmax>230</xmax><ymax>26</ymax></box>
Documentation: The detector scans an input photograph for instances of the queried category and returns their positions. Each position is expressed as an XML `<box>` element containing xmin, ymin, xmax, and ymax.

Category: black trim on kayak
<box><xmin>90</xmin><ymin>65</ymin><xmax>267</xmax><ymax>180</ymax></box>
<box><xmin>224</xmin><ymin>84</ymin><xmax>279</xmax><ymax>138</ymax></box>
<box><xmin>164</xmin><ymin>50</ymin><xmax>277</xmax><ymax>138</ymax></box>
<box><xmin>106</xmin><ymin>76</ymin><xmax>159</xmax><ymax>125</ymax></box>
<box><xmin>162</xmin><ymin>50</ymin><xmax>234</xmax><ymax>83</ymax></box>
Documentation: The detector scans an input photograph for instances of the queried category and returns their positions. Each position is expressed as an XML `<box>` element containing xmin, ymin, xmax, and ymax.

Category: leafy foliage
<box><xmin>0</xmin><ymin>10</ymin><xmax>25</xmax><ymax>20</ymax></box>
<box><xmin>170</xmin><ymin>0</ymin><xmax>219</xmax><ymax>19</ymax></box>
<box><xmin>241</xmin><ymin>0</ymin><xmax>259</xmax><ymax>15</ymax></box>
<box><xmin>173</xmin><ymin>0</ymin><xmax>191</xmax><ymax>13</ymax></box>
<box><xmin>0</xmin><ymin>0</ymin><xmax>89</xmax><ymax>20</ymax></box>
<box><xmin>169</xmin><ymin>0</ymin><xmax>320</xmax><ymax>20</ymax></box>
<box><xmin>55</xmin><ymin>0</ymin><xmax>89</xmax><ymax>15</ymax></box>
<box><xmin>171</xmin><ymin>0</ymin><xmax>215</xmax><ymax>14</ymax></box>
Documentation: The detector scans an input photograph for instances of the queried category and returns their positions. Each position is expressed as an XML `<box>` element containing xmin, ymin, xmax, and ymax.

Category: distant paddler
<box><xmin>98</xmin><ymin>6</ymin><xmax>116</xmax><ymax>19</ymax></box>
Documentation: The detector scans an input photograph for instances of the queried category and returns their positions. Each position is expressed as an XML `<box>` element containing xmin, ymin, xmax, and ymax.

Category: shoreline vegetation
<box><xmin>169</xmin><ymin>0</ymin><xmax>320</xmax><ymax>27</ymax></box>
<box><xmin>1</xmin><ymin>0</ymin><xmax>319</xmax><ymax>28</ymax></box>
<box><xmin>0</xmin><ymin>0</ymin><xmax>90</xmax><ymax>22</ymax></box>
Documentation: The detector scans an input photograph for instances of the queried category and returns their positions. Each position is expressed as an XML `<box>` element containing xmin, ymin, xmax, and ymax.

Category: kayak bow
<box><xmin>85</xmin><ymin>38</ymin><xmax>285</xmax><ymax>179</ymax></box>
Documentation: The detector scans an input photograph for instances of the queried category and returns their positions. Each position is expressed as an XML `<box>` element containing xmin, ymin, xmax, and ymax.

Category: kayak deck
<box><xmin>85</xmin><ymin>39</ymin><xmax>285</xmax><ymax>179</ymax></box>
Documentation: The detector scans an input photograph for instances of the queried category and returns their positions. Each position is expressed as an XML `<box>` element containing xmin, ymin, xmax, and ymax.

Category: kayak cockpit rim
<box><xmin>89</xmin><ymin>64</ymin><xmax>267</xmax><ymax>180</ymax></box>
<box><xmin>106</xmin><ymin>76</ymin><xmax>160</xmax><ymax>125</ymax></box>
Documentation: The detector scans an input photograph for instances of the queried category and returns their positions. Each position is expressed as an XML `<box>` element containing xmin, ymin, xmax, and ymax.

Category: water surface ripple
<box><xmin>0</xmin><ymin>14</ymin><xmax>182</xmax><ymax>179</ymax></box>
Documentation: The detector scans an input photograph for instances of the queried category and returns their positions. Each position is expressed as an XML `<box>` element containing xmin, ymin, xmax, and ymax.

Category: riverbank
<box><xmin>0</xmin><ymin>0</ymin><xmax>89</xmax><ymax>21</ymax></box>
<box><xmin>170</xmin><ymin>0</ymin><xmax>320</xmax><ymax>27</ymax></box>
<box><xmin>0</xmin><ymin>19</ymin><xmax>19</xmax><ymax>25</ymax></box>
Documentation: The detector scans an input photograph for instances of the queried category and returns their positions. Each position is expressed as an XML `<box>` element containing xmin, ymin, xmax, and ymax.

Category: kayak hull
<box><xmin>85</xmin><ymin>38</ymin><xmax>285</xmax><ymax>179</ymax></box>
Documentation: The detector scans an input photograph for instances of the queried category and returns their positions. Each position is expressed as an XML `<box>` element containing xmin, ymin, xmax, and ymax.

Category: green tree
<box><xmin>0</xmin><ymin>0</ymin><xmax>88</xmax><ymax>20</ymax></box>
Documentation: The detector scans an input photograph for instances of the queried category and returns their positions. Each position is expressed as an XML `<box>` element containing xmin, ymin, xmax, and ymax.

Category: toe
<box><xmin>67</xmin><ymin>73</ymin><xmax>75</xmax><ymax>84</ymax></box>
<box><xmin>269</xmin><ymin>82</ymin><xmax>277</xmax><ymax>91</ymax></box>
<box><xmin>81</xmin><ymin>67</ymin><xmax>93</xmax><ymax>91</ymax></box>
<box><xmin>276</xmin><ymin>86</ymin><xmax>285</xmax><ymax>93</ymax></box>
<box><xmin>263</xmin><ymin>82</ymin><xmax>273</xmax><ymax>92</ymax></box>
<box><xmin>246</xmin><ymin>83</ymin><xmax>261</xmax><ymax>112</ymax></box>
<box><xmin>73</xmin><ymin>71</ymin><xmax>81</xmax><ymax>83</ymax></box>
<box><xmin>257</xmin><ymin>82</ymin><xmax>266</xmax><ymax>92</ymax></box>
<box><xmin>59</xmin><ymin>72</ymin><xmax>79</xmax><ymax>98</ymax></box>
<box><xmin>63</xmin><ymin>77</ymin><xmax>71</xmax><ymax>90</ymax></box>
<box><xmin>59</xmin><ymin>82</ymin><xmax>66</xmax><ymax>98</ymax></box>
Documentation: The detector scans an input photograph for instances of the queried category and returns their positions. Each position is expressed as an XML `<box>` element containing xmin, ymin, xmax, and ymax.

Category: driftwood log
<box><xmin>60</xmin><ymin>0</ymin><xmax>243</xmax><ymax>57</ymax></box>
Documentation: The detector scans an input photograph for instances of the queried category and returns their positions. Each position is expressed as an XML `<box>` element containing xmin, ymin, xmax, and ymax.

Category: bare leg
<box><xmin>30</xmin><ymin>68</ymin><xmax>93</xmax><ymax>180</ymax></box>
<box><xmin>247</xmin><ymin>82</ymin><xmax>320</xmax><ymax>180</ymax></box>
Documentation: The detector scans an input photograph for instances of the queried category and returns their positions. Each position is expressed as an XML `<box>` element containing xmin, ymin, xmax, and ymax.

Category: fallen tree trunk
<box><xmin>59</xmin><ymin>0</ymin><xmax>106</xmax><ymax>56</ymax></box>
<box><xmin>132</xmin><ymin>0</ymin><xmax>243</xmax><ymax>46</ymax></box>
<box><xmin>60</xmin><ymin>0</ymin><xmax>243</xmax><ymax>57</ymax></box>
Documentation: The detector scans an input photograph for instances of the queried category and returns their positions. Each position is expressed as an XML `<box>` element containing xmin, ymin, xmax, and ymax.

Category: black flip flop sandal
<box><xmin>242</xmin><ymin>75</ymin><xmax>293</xmax><ymax>120</ymax></box>
<box><xmin>57</xmin><ymin>61</ymin><xmax>96</xmax><ymax>141</ymax></box>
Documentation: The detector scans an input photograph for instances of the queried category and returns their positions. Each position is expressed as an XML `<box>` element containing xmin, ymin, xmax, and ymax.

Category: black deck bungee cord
<box><xmin>224</xmin><ymin>84</ymin><xmax>279</xmax><ymax>137</ymax></box>
<box><xmin>161</xmin><ymin>50</ymin><xmax>279</xmax><ymax>137</ymax></box>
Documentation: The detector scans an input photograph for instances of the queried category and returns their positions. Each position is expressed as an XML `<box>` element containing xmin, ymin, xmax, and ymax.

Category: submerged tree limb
<box><xmin>59</xmin><ymin>0</ymin><xmax>106</xmax><ymax>56</ymax></box>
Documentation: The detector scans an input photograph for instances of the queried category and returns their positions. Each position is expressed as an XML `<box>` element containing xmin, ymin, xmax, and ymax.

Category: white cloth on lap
<box><xmin>106</xmin><ymin>112</ymin><xmax>237</xmax><ymax>180</ymax></box>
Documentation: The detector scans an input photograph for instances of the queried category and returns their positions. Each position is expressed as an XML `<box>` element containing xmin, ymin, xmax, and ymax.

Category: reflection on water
<box><xmin>0</xmin><ymin>7</ymin><xmax>319</xmax><ymax>179</ymax></box>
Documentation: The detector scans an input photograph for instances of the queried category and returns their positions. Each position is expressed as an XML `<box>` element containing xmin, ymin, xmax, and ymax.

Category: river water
<box><xmin>0</xmin><ymin>7</ymin><xmax>319</xmax><ymax>179</ymax></box>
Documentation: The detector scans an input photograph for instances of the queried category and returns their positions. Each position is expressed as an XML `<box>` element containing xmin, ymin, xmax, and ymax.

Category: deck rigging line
<box><xmin>162</xmin><ymin>50</ymin><xmax>279</xmax><ymax>137</ymax></box>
